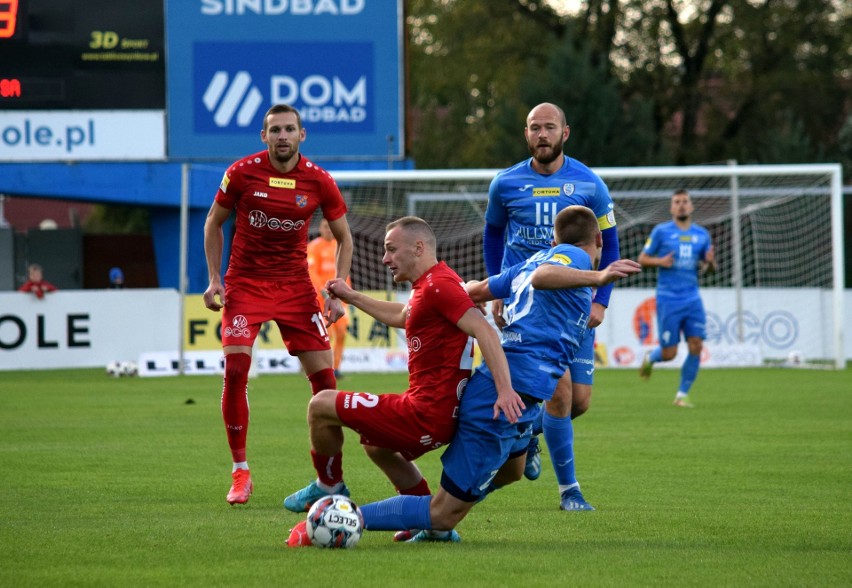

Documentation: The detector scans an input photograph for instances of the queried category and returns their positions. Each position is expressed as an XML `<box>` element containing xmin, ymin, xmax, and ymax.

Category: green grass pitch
<box><xmin>2</xmin><ymin>366</ymin><xmax>851</xmax><ymax>586</ymax></box>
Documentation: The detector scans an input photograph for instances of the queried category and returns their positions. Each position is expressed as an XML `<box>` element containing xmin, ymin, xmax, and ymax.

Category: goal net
<box><xmin>324</xmin><ymin>164</ymin><xmax>844</xmax><ymax>369</ymax></box>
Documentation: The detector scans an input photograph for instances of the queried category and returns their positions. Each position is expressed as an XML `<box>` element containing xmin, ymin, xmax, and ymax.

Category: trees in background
<box><xmin>405</xmin><ymin>0</ymin><xmax>851</xmax><ymax>173</ymax></box>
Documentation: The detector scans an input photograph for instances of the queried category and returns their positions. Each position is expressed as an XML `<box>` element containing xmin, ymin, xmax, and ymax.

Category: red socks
<box><xmin>311</xmin><ymin>449</ymin><xmax>343</xmax><ymax>487</ymax></box>
<box><xmin>222</xmin><ymin>353</ymin><xmax>251</xmax><ymax>463</ymax></box>
<box><xmin>398</xmin><ymin>477</ymin><xmax>431</xmax><ymax>496</ymax></box>
<box><xmin>308</xmin><ymin>368</ymin><xmax>336</xmax><ymax>396</ymax></box>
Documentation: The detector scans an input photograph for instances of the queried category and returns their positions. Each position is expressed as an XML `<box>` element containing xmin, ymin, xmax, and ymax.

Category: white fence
<box><xmin>2</xmin><ymin>288</ymin><xmax>849</xmax><ymax>373</ymax></box>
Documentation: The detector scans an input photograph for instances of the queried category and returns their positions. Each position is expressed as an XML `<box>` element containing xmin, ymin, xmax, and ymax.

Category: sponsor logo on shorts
<box><xmin>224</xmin><ymin>315</ymin><xmax>251</xmax><ymax>338</ymax></box>
<box><xmin>420</xmin><ymin>435</ymin><xmax>433</xmax><ymax>446</ymax></box>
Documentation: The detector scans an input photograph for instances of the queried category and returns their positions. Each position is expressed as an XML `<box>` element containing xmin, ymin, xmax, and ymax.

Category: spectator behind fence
<box><xmin>19</xmin><ymin>264</ymin><xmax>58</xmax><ymax>299</ymax></box>
<box><xmin>109</xmin><ymin>267</ymin><xmax>125</xmax><ymax>289</ymax></box>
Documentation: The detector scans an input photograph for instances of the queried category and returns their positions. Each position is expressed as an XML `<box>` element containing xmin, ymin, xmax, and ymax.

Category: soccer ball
<box><xmin>120</xmin><ymin>361</ymin><xmax>138</xmax><ymax>376</ymax></box>
<box><xmin>305</xmin><ymin>494</ymin><xmax>364</xmax><ymax>549</ymax></box>
<box><xmin>106</xmin><ymin>360</ymin><xmax>138</xmax><ymax>377</ymax></box>
<box><xmin>106</xmin><ymin>361</ymin><xmax>123</xmax><ymax>377</ymax></box>
<box><xmin>786</xmin><ymin>350</ymin><xmax>804</xmax><ymax>366</ymax></box>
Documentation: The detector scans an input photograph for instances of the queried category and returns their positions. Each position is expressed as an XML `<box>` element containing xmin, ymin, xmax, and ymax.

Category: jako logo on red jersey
<box><xmin>195</xmin><ymin>42</ymin><xmax>372</xmax><ymax>132</ymax></box>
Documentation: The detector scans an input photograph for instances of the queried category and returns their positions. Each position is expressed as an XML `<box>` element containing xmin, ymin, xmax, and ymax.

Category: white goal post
<box><xmin>326</xmin><ymin>163</ymin><xmax>845</xmax><ymax>369</ymax></box>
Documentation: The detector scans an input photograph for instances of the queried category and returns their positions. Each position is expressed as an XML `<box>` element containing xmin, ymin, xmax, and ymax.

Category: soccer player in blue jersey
<box><xmin>483</xmin><ymin>102</ymin><xmax>620</xmax><ymax>511</ymax></box>
<box><xmin>638</xmin><ymin>189</ymin><xmax>716</xmax><ymax>407</ymax></box>
<box><xmin>354</xmin><ymin>206</ymin><xmax>641</xmax><ymax>542</ymax></box>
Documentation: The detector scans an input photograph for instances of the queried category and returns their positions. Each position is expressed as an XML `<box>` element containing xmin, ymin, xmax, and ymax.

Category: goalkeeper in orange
<box><xmin>307</xmin><ymin>218</ymin><xmax>350</xmax><ymax>378</ymax></box>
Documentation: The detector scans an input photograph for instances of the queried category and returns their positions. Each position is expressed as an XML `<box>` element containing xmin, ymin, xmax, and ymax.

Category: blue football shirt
<box><xmin>478</xmin><ymin>243</ymin><xmax>593</xmax><ymax>401</ymax></box>
<box><xmin>485</xmin><ymin>156</ymin><xmax>616</xmax><ymax>269</ymax></box>
<box><xmin>642</xmin><ymin>221</ymin><xmax>713</xmax><ymax>302</ymax></box>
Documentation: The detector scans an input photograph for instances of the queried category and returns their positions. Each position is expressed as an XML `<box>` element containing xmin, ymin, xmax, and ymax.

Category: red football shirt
<box><xmin>215</xmin><ymin>151</ymin><xmax>347</xmax><ymax>280</ymax></box>
<box><xmin>404</xmin><ymin>261</ymin><xmax>477</xmax><ymax>422</ymax></box>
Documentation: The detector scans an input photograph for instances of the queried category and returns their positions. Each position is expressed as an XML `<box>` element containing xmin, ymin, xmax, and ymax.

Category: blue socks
<box><xmin>649</xmin><ymin>347</ymin><xmax>663</xmax><ymax>364</ymax></box>
<box><xmin>542</xmin><ymin>411</ymin><xmax>576</xmax><ymax>486</ymax></box>
<box><xmin>679</xmin><ymin>353</ymin><xmax>700</xmax><ymax>393</ymax></box>
<box><xmin>360</xmin><ymin>495</ymin><xmax>432</xmax><ymax>531</ymax></box>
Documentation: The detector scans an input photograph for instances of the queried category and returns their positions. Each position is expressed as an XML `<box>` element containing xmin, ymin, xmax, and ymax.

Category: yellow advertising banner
<box><xmin>183</xmin><ymin>292</ymin><xmax>401</xmax><ymax>351</ymax></box>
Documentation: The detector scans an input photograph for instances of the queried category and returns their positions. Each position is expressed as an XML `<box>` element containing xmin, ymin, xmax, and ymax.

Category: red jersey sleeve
<box><xmin>315</xmin><ymin>167</ymin><xmax>347</xmax><ymax>222</ymax></box>
<box><xmin>419</xmin><ymin>264</ymin><xmax>475</xmax><ymax>326</ymax></box>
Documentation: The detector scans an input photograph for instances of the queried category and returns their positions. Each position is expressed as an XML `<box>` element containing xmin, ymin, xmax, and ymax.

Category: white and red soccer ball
<box><xmin>305</xmin><ymin>494</ymin><xmax>364</xmax><ymax>549</ymax></box>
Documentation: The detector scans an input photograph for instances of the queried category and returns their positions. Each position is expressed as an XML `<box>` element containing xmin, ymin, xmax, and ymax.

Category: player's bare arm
<box><xmin>466</xmin><ymin>279</ymin><xmax>505</xmax><ymax>327</ymax></box>
<box><xmin>456</xmin><ymin>308</ymin><xmax>523</xmax><ymax>424</ymax></box>
<box><xmin>531</xmin><ymin>259</ymin><xmax>641</xmax><ymax>290</ymax></box>
<box><xmin>638</xmin><ymin>251</ymin><xmax>674</xmax><ymax>268</ymax></box>
<box><xmin>325</xmin><ymin>278</ymin><xmax>407</xmax><ymax>328</ymax></box>
<box><xmin>464</xmin><ymin>279</ymin><xmax>495</xmax><ymax>304</ymax></box>
<box><xmin>321</xmin><ymin>215</ymin><xmax>354</xmax><ymax>324</ymax></box>
<box><xmin>701</xmin><ymin>246</ymin><xmax>717</xmax><ymax>275</ymax></box>
<box><xmin>588</xmin><ymin>302</ymin><xmax>607</xmax><ymax>329</ymax></box>
<box><xmin>203</xmin><ymin>202</ymin><xmax>231</xmax><ymax>311</ymax></box>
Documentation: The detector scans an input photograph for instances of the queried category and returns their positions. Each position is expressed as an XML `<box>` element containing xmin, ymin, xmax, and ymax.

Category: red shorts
<box><xmin>335</xmin><ymin>391</ymin><xmax>458</xmax><ymax>461</ymax></box>
<box><xmin>222</xmin><ymin>274</ymin><xmax>330</xmax><ymax>353</ymax></box>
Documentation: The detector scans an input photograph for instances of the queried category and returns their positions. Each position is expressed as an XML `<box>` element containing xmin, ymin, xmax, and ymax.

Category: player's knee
<box><xmin>307</xmin><ymin>390</ymin><xmax>337</xmax><ymax>425</ymax></box>
<box><xmin>545</xmin><ymin>398</ymin><xmax>571</xmax><ymax>418</ymax></box>
<box><xmin>661</xmin><ymin>347</ymin><xmax>678</xmax><ymax>361</ymax></box>
<box><xmin>571</xmin><ymin>385</ymin><xmax>591</xmax><ymax>417</ymax></box>
<box><xmin>223</xmin><ymin>352</ymin><xmax>251</xmax><ymax>381</ymax></box>
<box><xmin>572</xmin><ymin>399</ymin><xmax>590</xmax><ymax>418</ymax></box>
<box><xmin>687</xmin><ymin>339</ymin><xmax>703</xmax><ymax>355</ymax></box>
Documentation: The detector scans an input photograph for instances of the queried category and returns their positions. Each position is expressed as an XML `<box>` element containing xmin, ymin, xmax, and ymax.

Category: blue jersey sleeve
<box><xmin>484</xmin><ymin>175</ymin><xmax>509</xmax><ymax>228</ymax></box>
<box><xmin>643</xmin><ymin>224</ymin><xmax>663</xmax><ymax>256</ymax></box>
<box><xmin>593</xmin><ymin>225</ymin><xmax>620</xmax><ymax>308</ymax></box>
<box><xmin>483</xmin><ymin>222</ymin><xmax>506</xmax><ymax>276</ymax></box>
<box><xmin>487</xmin><ymin>259</ymin><xmax>525</xmax><ymax>300</ymax></box>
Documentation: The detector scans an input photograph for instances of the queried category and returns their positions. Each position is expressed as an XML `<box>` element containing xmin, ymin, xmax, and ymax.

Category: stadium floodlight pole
<box><xmin>728</xmin><ymin>160</ymin><xmax>744</xmax><ymax>344</ymax></box>
<box><xmin>178</xmin><ymin>163</ymin><xmax>190</xmax><ymax>376</ymax></box>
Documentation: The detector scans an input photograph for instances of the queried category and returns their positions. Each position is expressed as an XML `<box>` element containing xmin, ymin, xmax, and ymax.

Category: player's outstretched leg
<box><xmin>391</xmin><ymin>477</ymin><xmax>432</xmax><ymax>542</ymax></box>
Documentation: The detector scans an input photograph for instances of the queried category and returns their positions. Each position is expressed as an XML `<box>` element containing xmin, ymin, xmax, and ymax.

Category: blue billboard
<box><xmin>167</xmin><ymin>1</ymin><xmax>402</xmax><ymax>160</ymax></box>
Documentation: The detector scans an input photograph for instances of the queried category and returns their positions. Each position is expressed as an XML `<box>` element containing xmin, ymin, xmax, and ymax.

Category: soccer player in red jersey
<box><xmin>203</xmin><ymin>104</ymin><xmax>353</xmax><ymax>506</ymax></box>
<box><xmin>284</xmin><ymin>216</ymin><xmax>522</xmax><ymax>524</ymax></box>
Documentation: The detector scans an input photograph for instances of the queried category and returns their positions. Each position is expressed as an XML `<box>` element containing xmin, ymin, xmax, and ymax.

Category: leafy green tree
<box><xmin>514</xmin><ymin>29</ymin><xmax>661</xmax><ymax>167</ymax></box>
<box><xmin>405</xmin><ymin>0</ymin><xmax>851</xmax><ymax>170</ymax></box>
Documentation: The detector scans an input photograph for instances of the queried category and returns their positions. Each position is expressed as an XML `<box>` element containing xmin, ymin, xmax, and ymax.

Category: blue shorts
<box><xmin>440</xmin><ymin>372</ymin><xmax>542</xmax><ymax>502</ymax></box>
<box><xmin>657</xmin><ymin>297</ymin><xmax>706</xmax><ymax>347</ymax></box>
<box><xmin>569</xmin><ymin>327</ymin><xmax>595</xmax><ymax>386</ymax></box>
